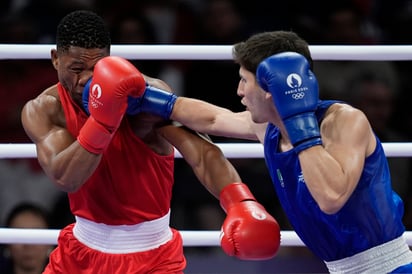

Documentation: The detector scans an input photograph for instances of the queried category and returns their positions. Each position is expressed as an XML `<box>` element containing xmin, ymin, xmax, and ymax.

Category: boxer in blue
<box><xmin>114</xmin><ymin>30</ymin><xmax>412</xmax><ymax>273</ymax></box>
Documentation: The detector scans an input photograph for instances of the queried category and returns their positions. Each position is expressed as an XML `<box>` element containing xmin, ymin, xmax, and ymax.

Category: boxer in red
<box><xmin>21</xmin><ymin>10</ymin><xmax>280</xmax><ymax>273</ymax></box>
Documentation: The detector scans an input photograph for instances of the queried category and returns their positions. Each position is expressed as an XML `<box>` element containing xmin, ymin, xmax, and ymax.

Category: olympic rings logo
<box><xmin>291</xmin><ymin>92</ymin><xmax>305</xmax><ymax>100</ymax></box>
<box><xmin>91</xmin><ymin>102</ymin><xmax>99</xmax><ymax>109</ymax></box>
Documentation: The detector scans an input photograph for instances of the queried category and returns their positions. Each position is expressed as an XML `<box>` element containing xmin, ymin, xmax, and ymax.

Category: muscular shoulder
<box><xmin>33</xmin><ymin>85</ymin><xmax>60</xmax><ymax>112</ymax></box>
<box><xmin>22</xmin><ymin>84</ymin><xmax>65</xmax><ymax>128</ymax></box>
<box><xmin>321</xmin><ymin>103</ymin><xmax>375</xmax><ymax>153</ymax></box>
<box><xmin>323</xmin><ymin>103</ymin><xmax>368</xmax><ymax>127</ymax></box>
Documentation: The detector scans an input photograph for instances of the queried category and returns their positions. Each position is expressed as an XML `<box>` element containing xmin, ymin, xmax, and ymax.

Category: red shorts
<box><xmin>43</xmin><ymin>224</ymin><xmax>186</xmax><ymax>274</ymax></box>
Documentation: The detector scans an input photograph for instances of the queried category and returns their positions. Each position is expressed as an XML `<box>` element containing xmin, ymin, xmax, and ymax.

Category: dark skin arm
<box><xmin>156</xmin><ymin>124</ymin><xmax>242</xmax><ymax>199</ymax></box>
<box><xmin>144</xmin><ymin>75</ymin><xmax>242</xmax><ymax>198</ymax></box>
<box><xmin>21</xmin><ymin>86</ymin><xmax>101</xmax><ymax>192</ymax></box>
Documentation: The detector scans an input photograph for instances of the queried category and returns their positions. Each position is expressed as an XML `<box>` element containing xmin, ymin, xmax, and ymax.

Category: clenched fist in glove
<box><xmin>220</xmin><ymin>182</ymin><xmax>281</xmax><ymax>260</ymax></box>
<box><xmin>78</xmin><ymin>56</ymin><xmax>146</xmax><ymax>154</ymax></box>
<box><xmin>256</xmin><ymin>52</ymin><xmax>322</xmax><ymax>153</ymax></box>
<box><xmin>126</xmin><ymin>85</ymin><xmax>177</xmax><ymax>119</ymax></box>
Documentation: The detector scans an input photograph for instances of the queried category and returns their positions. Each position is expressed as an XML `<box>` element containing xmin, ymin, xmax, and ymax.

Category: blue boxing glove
<box><xmin>82</xmin><ymin>78</ymin><xmax>92</xmax><ymax>114</ymax></box>
<box><xmin>83</xmin><ymin>79</ymin><xmax>177</xmax><ymax>120</ymax></box>
<box><xmin>127</xmin><ymin>85</ymin><xmax>177</xmax><ymax>119</ymax></box>
<box><xmin>256</xmin><ymin>52</ymin><xmax>322</xmax><ymax>153</ymax></box>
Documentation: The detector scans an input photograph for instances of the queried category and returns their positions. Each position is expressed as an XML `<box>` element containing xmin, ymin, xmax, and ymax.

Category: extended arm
<box><xmin>157</xmin><ymin>124</ymin><xmax>280</xmax><ymax>260</ymax></box>
<box><xmin>123</xmin><ymin>73</ymin><xmax>264</xmax><ymax>141</ymax></box>
<box><xmin>157</xmin><ymin>123</ymin><xmax>240</xmax><ymax>197</ymax></box>
<box><xmin>171</xmin><ymin>97</ymin><xmax>262</xmax><ymax>141</ymax></box>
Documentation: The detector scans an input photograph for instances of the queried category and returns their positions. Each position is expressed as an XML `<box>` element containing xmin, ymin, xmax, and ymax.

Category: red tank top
<box><xmin>58</xmin><ymin>83</ymin><xmax>175</xmax><ymax>225</ymax></box>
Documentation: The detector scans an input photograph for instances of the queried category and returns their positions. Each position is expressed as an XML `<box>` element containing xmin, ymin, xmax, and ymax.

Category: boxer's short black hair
<box><xmin>233</xmin><ymin>31</ymin><xmax>313</xmax><ymax>74</ymax></box>
<box><xmin>56</xmin><ymin>10</ymin><xmax>111</xmax><ymax>53</ymax></box>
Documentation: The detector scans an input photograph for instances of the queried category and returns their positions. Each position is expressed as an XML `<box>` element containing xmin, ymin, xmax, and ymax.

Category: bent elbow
<box><xmin>317</xmin><ymin>194</ymin><xmax>346</xmax><ymax>215</ymax></box>
<box><xmin>54</xmin><ymin>176</ymin><xmax>82</xmax><ymax>193</ymax></box>
<box><xmin>319</xmin><ymin>203</ymin><xmax>342</xmax><ymax>215</ymax></box>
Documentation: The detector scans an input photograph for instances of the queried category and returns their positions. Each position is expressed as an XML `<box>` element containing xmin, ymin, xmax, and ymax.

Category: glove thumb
<box><xmin>82</xmin><ymin>78</ymin><xmax>92</xmax><ymax>115</ymax></box>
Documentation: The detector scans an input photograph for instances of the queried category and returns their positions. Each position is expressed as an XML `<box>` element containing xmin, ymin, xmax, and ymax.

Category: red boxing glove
<box><xmin>219</xmin><ymin>182</ymin><xmax>281</xmax><ymax>260</ymax></box>
<box><xmin>78</xmin><ymin>56</ymin><xmax>146</xmax><ymax>154</ymax></box>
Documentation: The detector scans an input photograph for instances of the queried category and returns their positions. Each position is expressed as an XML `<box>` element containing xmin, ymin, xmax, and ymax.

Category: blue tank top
<box><xmin>264</xmin><ymin>100</ymin><xmax>405</xmax><ymax>261</ymax></box>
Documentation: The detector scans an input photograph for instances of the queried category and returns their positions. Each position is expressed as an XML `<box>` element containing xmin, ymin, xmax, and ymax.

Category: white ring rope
<box><xmin>0</xmin><ymin>228</ymin><xmax>301</xmax><ymax>246</ymax></box>
<box><xmin>1</xmin><ymin>143</ymin><xmax>412</xmax><ymax>159</ymax></box>
<box><xmin>1</xmin><ymin>44</ymin><xmax>412</xmax><ymax>60</ymax></box>
<box><xmin>1</xmin><ymin>229</ymin><xmax>412</xmax><ymax>247</ymax></box>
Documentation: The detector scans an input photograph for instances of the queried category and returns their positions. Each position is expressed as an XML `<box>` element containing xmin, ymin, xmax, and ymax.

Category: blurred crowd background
<box><xmin>1</xmin><ymin>0</ymin><xmax>412</xmax><ymax>272</ymax></box>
